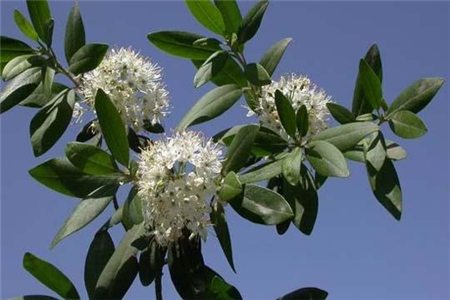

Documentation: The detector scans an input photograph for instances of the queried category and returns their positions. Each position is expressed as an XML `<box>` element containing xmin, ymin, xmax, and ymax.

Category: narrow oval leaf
<box><xmin>123</xmin><ymin>187</ymin><xmax>144</xmax><ymax>228</ymax></box>
<box><xmin>387</xmin><ymin>78</ymin><xmax>444</xmax><ymax>116</ymax></box>
<box><xmin>277</xmin><ymin>287</ymin><xmax>328</xmax><ymax>300</ymax></box>
<box><xmin>230</xmin><ymin>184</ymin><xmax>293</xmax><ymax>225</ymax></box>
<box><xmin>14</xmin><ymin>10</ymin><xmax>39</xmax><ymax>41</ymax></box>
<box><xmin>192</xmin><ymin>57</ymin><xmax>247</xmax><ymax>87</ymax></box>
<box><xmin>8</xmin><ymin>296</ymin><xmax>59</xmax><ymax>300</ymax></box>
<box><xmin>306</xmin><ymin>141</ymin><xmax>349</xmax><ymax>178</ymax></box>
<box><xmin>275</xmin><ymin>90</ymin><xmax>297</xmax><ymax>139</ymax></box>
<box><xmin>69</xmin><ymin>44</ymin><xmax>108</xmax><ymax>75</ymax></box>
<box><xmin>26</xmin><ymin>0</ymin><xmax>52</xmax><ymax>44</ymax></box>
<box><xmin>388</xmin><ymin>110</ymin><xmax>427</xmax><ymax>139</ymax></box>
<box><xmin>311</xmin><ymin>122</ymin><xmax>379</xmax><ymax>151</ymax></box>
<box><xmin>238</xmin><ymin>0</ymin><xmax>269</xmax><ymax>43</ymax></box>
<box><xmin>194</xmin><ymin>51</ymin><xmax>228</xmax><ymax>88</ymax></box>
<box><xmin>244</xmin><ymin>63</ymin><xmax>271</xmax><ymax>86</ymax></box>
<box><xmin>214</xmin><ymin>0</ymin><xmax>242</xmax><ymax>36</ymax></box>
<box><xmin>282</xmin><ymin>147</ymin><xmax>302</xmax><ymax>186</ymax></box>
<box><xmin>386</xmin><ymin>140</ymin><xmax>407</xmax><ymax>161</ymax></box>
<box><xmin>239</xmin><ymin>159</ymin><xmax>283</xmax><ymax>184</ymax></box>
<box><xmin>259</xmin><ymin>38</ymin><xmax>292</xmax><ymax>76</ymax></box>
<box><xmin>358</xmin><ymin>59</ymin><xmax>382</xmax><ymax>110</ymax></box>
<box><xmin>185</xmin><ymin>0</ymin><xmax>225</xmax><ymax>35</ymax></box>
<box><xmin>30</xmin><ymin>89</ymin><xmax>75</xmax><ymax>157</ymax></box>
<box><xmin>95</xmin><ymin>89</ymin><xmax>130</xmax><ymax>167</ymax></box>
<box><xmin>364</xmin><ymin>132</ymin><xmax>386</xmax><ymax>172</ymax></box>
<box><xmin>1</xmin><ymin>36</ymin><xmax>35</xmax><ymax>73</ymax></box>
<box><xmin>296</xmin><ymin>105</ymin><xmax>309</xmax><ymax>137</ymax></box>
<box><xmin>364</xmin><ymin>43</ymin><xmax>383</xmax><ymax>83</ymax></box>
<box><xmin>219</xmin><ymin>172</ymin><xmax>242</xmax><ymax>202</ymax></box>
<box><xmin>222</xmin><ymin>124</ymin><xmax>259</xmax><ymax>174</ymax></box>
<box><xmin>177</xmin><ymin>84</ymin><xmax>243</xmax><ymax>130</ymax></box>
<box><xmin>148</xmin><ymin>31</ymin><xmax>218</xmax><ymax>60</ymax></box>
<box><xmin>23</xmin><ymin>252</ymin><xmax>80</xmax><ymax>300</ymax></box>
<box><xmin>66</xmin><ymin>142</ymin><xmax>118</xmax><ymax>175</ymax></box>
<box><xmin>208</xmin><ymin>276</ymin><xmax>243</xmax><ymax>300</ymax></box>
<box><xmin>65</xmin><ymin>3</ymin><xmax>86</xmax><ymax>63</ymax></box>
<box><xmin>211</xmin><ymin>201</ymin><xmax>236</xmax><ymax>273</ymax></box>
<box><xmin>326</xmin><ymin>103</ymin><xmax>355</xmax><ymax>124</ymax></box>
<box><xmin>85</xmin><ymin>231</ymin><xmax>115</xmax><ymax>300</ymax></box>
<box><xmin>2</xmin><ymin>55</ymin><xmax>44</xmax><ymax>80</ymax></box>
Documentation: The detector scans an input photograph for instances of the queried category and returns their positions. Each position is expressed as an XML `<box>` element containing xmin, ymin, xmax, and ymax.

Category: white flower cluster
<box><xmin>248</xmin><ymin>74</ymin><xmax>332</xmax><ymax>141</ymax></box>
<box><xmin>78</xmin><ymin>47</ymin><xmax>170</xmax><ymax>132</ymax></box>
<box><xmin>137</xmin><ymin>131</ymin><xmax>223</xmax><ymax>247</ymax></box>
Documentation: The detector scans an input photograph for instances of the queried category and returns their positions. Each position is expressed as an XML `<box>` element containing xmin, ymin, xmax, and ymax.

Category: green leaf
<box><xmin>138</xmin><ymin>242</ymin><xmax>156</xmax><ymax>287</ymax></box>
<box><xmin>44</xmin><ymin>18</ymin><xmax>54</xmax><ymax>48</ymax></box>
<box><xmin>345</xmin><ymin>139</ymin><xmax>407</xmax><ymax>162</ymax></box>
<box><xmin>282</xmin><ymin>147</ymin><xmax>302</xmax><ymax>186</ymax></box>
<box><xmin>85</xmin><ymin>231</ymin><xmax>115</xmax><ymax>300</ymax></box>
<box><xmin>192</xmin><ymin>56</ymin><xmax>246</xmax><ymax>87</ymax></box>
<box><xmin>177</xmin><ymin>84</ymin><xmax>243</xmax><ymax>130</ymax></box>
<box><xmin>14</xmin><ymin>10</ymin><xmax>39</xmax><ymax>41</ymax></box>
<box><xmin>358</xmin><ymin>59</ymin><xmax>382</xmax><ymax>110</ymax></box>
<box><xmin>208</xmin><ymin>276</ymin><xmax>243</xmax><ymax>300</ymax></box>
<box><xmin>214</xmin><ymin>0</ymin><xmax>242</xmax><ymax>36</ymax></box>
<box><xmin>219</xmin><ymin>172</ymin><xmax>242</xmax><ymax>202</ymax></box>
<box><xmin>185</xmin><ymin>0</ymin><xmax>225</xmax><ymax>35</ymax></box>
<box><xmin>355</xmin><ymin>112</ymin><xmax>377</xmax><ymax>122</ymax></box>
<box><xmin>210</xmin><ymin>201</ymin><xmax>236</xmax><ymax>273</ymax></box>
<box><xmin>244</xmin><ymin>63</ymin><xmax>271</xmax><ymax>86</ymax></box>
<box><xmin>306</xmin><ymin>141</ymin><xmax>349</xmax><ymax>178</ymax></box>
<box><xmin>366</xmin><ymin>158</ymin><xmax>402</xmax><ymax>220</ymax></box>
<box><xmin>275</xmin><ymin>90</ymin><xmax>297</xmax><ymax>139</ymax></box>
<box><xmin>69</xmin><ymin>44</ymin><xmax>108</xmax><ymax>75</ymax></box>
<box><xmin>26</xmin><ymin>0</ymin><xmax>52</xmax><ymax>44</ymax></box>
<box><xmin>30</xmin><ymin>89</ymin><xmax>75</xmax><ymax>156</ymax></box>
<box><xmin>194</xmin><ymin>50</ymin><xmax>228</xmax><ymax>88</ymax></box>
<box><xmin>326</xmin><ymin>103</ymin><xmax>355</xmax><ymax>124</ymax></box>
<box><xmin>20</xmin><ymin>81</ymin><xmax>67</xmax><ymax>108</ymax></box>
<box><xmin>95</xmin><ymin>89</ymin><xmax>130</xmax><ymax>167</ymax></box>
<box><xmin>259</xmin><ymin>38</ymin><xmax>292</xmax><ymax>76</ymax></box>
<box><xmin>0</xmin><ymin>67</ymin><xmax>41</xmax><ymax>114</ymax></box>
<box><xmin>364</xmin><ymin>43</ymin><xmax>383</xmax><ymax>83</ymax></box>
<box><xmin>222</xmin><ymin>124</ymin><xmax>259</xmax><ymax>174</ymax></box>
<box><xmin>51</xmin><ymin>185</ymin><xmax>118</xmax><ymax>249</ymax></box>
<box><xmin>8</xmin><ymin>296</ymin><xmax>59</xmax><ymax>300</ymax></box>
<box><xmin>65</xmin><ymin>3</ymin><xmax>86</xmax><ymax>63</ymax></box>
<box><xmin>29</xmin><ymin>157</ymin><xmax>125</xmax><ymax>198</ymax></box>
<box><xmin>365</xmin><ymin>132</ymin><xmax>386</xmax><ymax>172</ymax></box>
<box><xmin>230</xmin><ymin>184</ymin><xmax>293</xmax><ymax>225</ymax></box>
<box><xmin>148</xmin><ymin>31</ymin><xmax>218</xmax><ymax>60</ymax></box>
<box><xmin>296</xmin><ymin>105</ymin><xmax>309</xmax><ymax>137</ymax></box>
<box><xmin>277</xmin><ymin>287</ymin><xmax>328</xmax><ymax>300</ymax></box>
<box><xmin>66</xmin><ymin>142</ymin><xmax>119</xmax><ymax>175</ymax></box>
<box><xmin>123</xmin><ymin>187</ymin><xmax>144</xmax><ymax>229</ymax></box>
<box><xmin>23</xmin><ymin>252</ymin><xmax>80</xmax><ymax>300</ymax></box>
<box><xmin>311</xmin><ymin>122</ymin><xmax>379</xmax><ymax>151</ymax></box>
<box><xmin>2</xmin><ymin>55</ymin><xmax>44</xmax><ymax>81</ymax></box>
<box><xmin>283</xmin><ymin>167</ymin><xmax>318</xmax><ymax>235</ymax></box>
<box><xmin>386</xmin><ymin>78</ymin><xmax>444</xmax><ymax>116</ymax></box>
<box><xmin>239</xmin><ymin>159</ymin><xmax>283</xmax><ymax>184</ymax></box>
<box><xmin>95</xmin><ymin>224</ymin><xmax>143</xmax><ymax>299</ymax></box>
<box><xmin>388</xmin><ymin>110</ymin><xmax>427</xmax><ymax>139</ymax></box>
<box><xmin>237</xmin><ymin>0</ymin><xmax>269</xmax><ymax>43</ymax></box>
<box><xmin>0</xmin><ymin>36</ymin><xmax>35</xmax><ymax>73</ymax></box>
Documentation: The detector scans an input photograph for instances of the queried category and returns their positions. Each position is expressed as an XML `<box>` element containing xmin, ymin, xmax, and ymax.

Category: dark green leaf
<box><xmin>311</xmin><ymin>122</ymin><xmax>379</xmax><ymax>151</ymax></box>
<box><xmin>44</xmin><ymin>18</ymin><xmax>54</xmax><ymax>47</ymax></box>
<box><xmin>282</xmin><ymin>147</ymin><xmax>302</xmax><ymax>186</ymax></box>
<box><xmin>277</xmin><ymin>287</ymin><xmax>328</xmax><ymax>300</ymax></box>
<box><xmin>388</xmin><ymin>110</ymin><xmax>427</xmax><ymax>139</ymax></box>
<box><xmin>8</xmin><ymin>296</ymin><xmax>59</xmax><ymax>300</ymax></box>
<box><xmin>208</xmin><ymin>276</ymin><xmax>243</xmax><ymax>300</ymax></box>
<box><xmin>69</xmin><ymin>44</ymin><xmax>108</xmax><ymax>75</ymax></box>
<box><xmin>194</xmin><ymin>50</ymin><xmax>228</xmax><ymax>88</ymax></box>
<box><xmin>365</xmin><ymin>132</ymin><xmax>386</xmax><ymax>172</ymax></box>
<box><xmin>123</xmin><ymin>187</ymin><xmax>144</xmax><ymax>229</ymax></box>
<box><xmin>95</xmin><ymin>224</ymin><xmax>143</xmax><ymax>299</ymax></box>
<box><xmin>20</xmin><ymin>82</ymin><xmax>68</xmax><ymax>108</ymax></box>
<box><xmin>306</xmin><ymin>141</ymin><xmax>349</xmax><ymax>178</ymax></box>
<box><xmin>239</xmin><ymin>159</ymin><xmax>283</xmax><ymax>184</ymax></box>
<box><xmin>275</xmin><ymin>90</ymin><xmax>297</xmax><ymax>139</ymax></box>
<box><xmin>364</xmin><ymin>43</ymin><xmax>383</xmax><ymax>83</ymax></box>
<box><xmin>143</xmin><ymin>120</ymin><xmax>164</xmax><ymax>133</ymax></box>
<box><xmin>214</xmin><ymin>0</ymin><xmax>242</xmax><ymax>36</ymax></box>
<box><xmin>259</xmin><ymin>38</ymin><xmax>292</xmax><ymax>76</ymax></box>
<box><xmin>366</xmin><ymin>158</ymin><xmax>402</xmax><ymax>220</ymax></box>
<box><xmin>237</xmin><ymin>0</ymin><xmax>269</xmax><ymax>43</ymax></box>
<box><xmin>296</xmin><ymin>105</ymin><xmax>309</xmax><ymax>137</ymax></box>
<box><xmin>66</xmin><ymin>142</ymin><xmax>119</xmax><ymax>175</ymax></box>
<box><xmin>358</xmin><ymin>59</ymin><xmax>382</xmax><ymax>110</ymax></box>
<box><xmin>65</xmin><ymin>3</ymin><xmax>86</xmax><ymax>63</ymax></box>
<box><xmin>95</xmin><ymin>89</ymin><xmax>130</xmax><ymax>167</ymax></box>
<box><xmin>2</xmin><ymin>55</ymin><xmax>44</xmax><ymax>80</ymax></box>
<box><xmin>177</xmin><ymin>84</ymin><xmax>243</xmax><ymax>130</ymax></box>
<box><xmin>0</xmin><ymin>36</ymin><xmax>35</xmax><ymax>73</ymax></box>
<box><xmin>51</xmin><ymin>185</ymin><xmax>118</xmax><ymax>249</ymax></box>
<box><xmin>185</xmin><ymin>0</ymin><xmax>225</xmax><ymax>35</ymax></box>
<box><xmin>0</xmin><ymin>67</ymin><xmax>41</xmax><ymax>113</ymax></box>
<box><xmin>192</xmin><ymin>57</ymin><xmax>246</xmax><ymax>87</ymax></box>
<box><xmin>230</xmin><ymin>184</ymin><xmax>293</xmax><ymax>225</ymax></box>
<box><xmin>222</xmin><ymin>124</ymin><xmax>259</xmax><ymax>174</ymax></box>
<box><xmin>244</xmin><ymin>63</ymin><xmax>271</xmax><ymax>86</ymax></box>
<box><xmin>326</xmin><ymin>103</ymin><xmax>355</xmax><ymax>124</ymax></box>
<box><xmin>29</xmin><ymin>157</ymin><xmax>125</xmax><ymax>198</ymax></box>
<box><xmin>386</xmin><ymin>78</ymin><xmax>444</xmax><ymax>116</ymax></box>
<box><xmin>85</xmin><ymin>231</ymin><xmax>115</xmax><ymax>300</ymax></box>
<box><xmin>211</xmin><ymin>201</ymin><xmax>236</xmax><ymax>273</ymax></box>
<box><xmin>148</xmin><ymin>31</ymin><xmax>218</xmax><ymax>60</ymax></box>
<box><xmin>26</xmin><ymin>0</ymin><xmax>52</xmax><ymax>44</ymax></box>
<box><xmin>23</xmin><ymin>252</ymin><xmax>80</xmax><ymax>300</ymax></box>
<box><xmin>14</xmin><ymin>10</ymin><xmax>38</xmax><ymax>41</ymax></box>
<box><xmin>30</xmin><ymin>89</ymin><xmax>74</xmax><ymax>156</ymax></box>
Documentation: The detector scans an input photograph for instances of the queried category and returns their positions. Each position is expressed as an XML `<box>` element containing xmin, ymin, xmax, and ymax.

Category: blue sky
<box><xmin>1</xmin><ymin>1</ymin><xmax>449</xmax><ymax>300</ymax></box>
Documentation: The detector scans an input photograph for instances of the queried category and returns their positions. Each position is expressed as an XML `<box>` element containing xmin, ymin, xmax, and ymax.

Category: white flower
<box><xmin>248</xmin><ymin>74</ymin><xmax>332</xmax><ymax>142</ymax></box>
<box><xmin>137</xmin><ymin>131</ymin><xmax>223</xmax><ymax>247</ymax></box>
<box><xmin>78</xmin><ymin>47</ymin><xmax>170</xmax><ymax>132</ymax></box>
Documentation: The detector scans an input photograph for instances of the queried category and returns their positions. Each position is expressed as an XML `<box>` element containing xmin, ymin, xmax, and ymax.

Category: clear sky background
<box><xmin>1</xmin><ymin>1</ymin><xmax>449</xmax><ymax>300</ymax></box>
